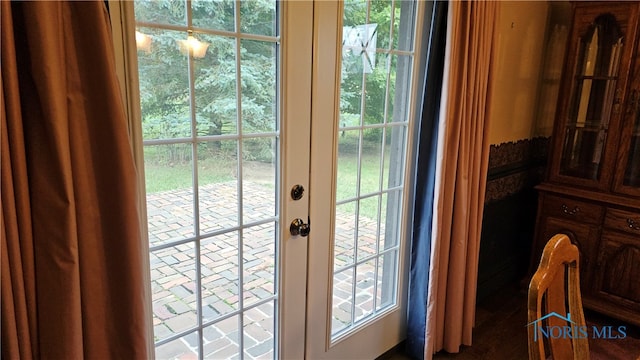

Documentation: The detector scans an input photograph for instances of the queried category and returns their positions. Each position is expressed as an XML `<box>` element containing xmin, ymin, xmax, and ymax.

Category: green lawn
<box><xmin>334</xmin><ymin>153</ymin><xmax>387</xmax><ymax>219</ymax></box>
<box><xmin>143</xmin><ymin>150</ymin><xmax>389</xmax><ymax>219</ymax></box>
<box><xmin>144</xmin><ymin>157</ymin><xmax>235</xmax><ymax>193</ymax></box>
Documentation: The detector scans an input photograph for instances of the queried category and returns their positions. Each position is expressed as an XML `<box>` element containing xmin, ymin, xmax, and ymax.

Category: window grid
<box><xmin>331</xmin><ymin>0</ymin><xmax>415</xmax><ymax>339</ymax></box>
<box><xmin>137</xmin><ymin>0</ymin><xmax>280</xmax><ymax>358</ymax></box>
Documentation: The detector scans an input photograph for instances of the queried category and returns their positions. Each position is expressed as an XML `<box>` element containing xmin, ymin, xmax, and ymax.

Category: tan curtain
<box><xmin>1</xmin><ymin>2</ymin><xmax>149</xmax><ymax>358</ymax></box>
<box><xmin>425</xmin><ymin>1</ymin><xmax>498</xmax><ymax>357</ymax></box>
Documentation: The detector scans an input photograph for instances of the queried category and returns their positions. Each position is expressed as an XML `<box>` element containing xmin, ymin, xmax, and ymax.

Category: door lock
<box><xmin>290</xmin><ymin>217</ymin><xmax>311</xmax><ymax>237</ymax></box>
<box><xmin>291</xmin><ymin>184</ymin><xmax>305</xmax><ymax>200</ymax></box>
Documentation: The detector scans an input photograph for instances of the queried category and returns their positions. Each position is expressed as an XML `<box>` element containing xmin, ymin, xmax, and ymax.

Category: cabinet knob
<box><xmin>627</xmin><ymin>218</ymin><xmax>640</xmax><ymax>231</ymax></box>
<box><xmin>561</xmin><ymin>204</ymin><xmax>580</xmax><ymax>216</ymax></box>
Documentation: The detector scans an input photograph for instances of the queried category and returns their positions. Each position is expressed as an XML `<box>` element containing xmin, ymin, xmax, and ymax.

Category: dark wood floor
<box><xmin>383</xmin><ymin>283</ymin><xmax>640</xmax><ymax>360</ymax></box>
<box><xmin>431</xmin><ymin>283</ymin><xmax>529</xmax><ymax>359</ymax></box>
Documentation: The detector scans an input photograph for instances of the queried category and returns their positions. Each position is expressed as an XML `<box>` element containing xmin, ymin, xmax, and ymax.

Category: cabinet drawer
<box><xmin>543</xmin><ymin>195</ymin><xmax>604</xmax><ymax>225</ymax></box>
<box><xmin>604</xmin><ymin>208</ymin><xmax>640</xmax><ymax>235</ymax></box>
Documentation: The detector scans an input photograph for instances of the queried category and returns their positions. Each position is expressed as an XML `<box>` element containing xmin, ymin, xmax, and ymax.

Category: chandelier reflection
<box><xmin>135</xmin><ymin>31</ymin><xmax>152</xmax><ymax>53</ymax></box>
<box><xmin>177</xmin><ymin>30</ymin><xmax>209</xmax><ymax>59</ymax></box>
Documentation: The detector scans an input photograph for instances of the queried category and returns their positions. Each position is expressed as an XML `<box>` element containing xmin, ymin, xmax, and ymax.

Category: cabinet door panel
<box><xmin>536</xmin><ymin>217</ymin><xmax>599</xmax><ymax>292</ymax></box>
<box><xmin>594</xmin><ymin>231</ymin><xmax>640</xmax><ymax>307</ymax></box>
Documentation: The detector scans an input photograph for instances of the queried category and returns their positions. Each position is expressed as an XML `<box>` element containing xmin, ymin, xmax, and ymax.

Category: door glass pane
<box><xmin>203</xmin><ymin>315</ymin><xmax>240</xmax><ymax>359</ymax></box>
<box><xmin>335</xmin><ymin>202</ymin><xmax>357</xmax><ymax>270</ymax></box>
<box><xmin>354</xmin><ymin>259</ymin><xmax>376</xmax><ymax>321</ymax></box>
<box><xmin>137</xmin><ymin>27</ymin><xmax>191</xmax><ymax>141</ymax></box>
<box><xmin>331</xmin><ymin>0</ymin><xmax>417</xmax><ymax>340</ymax></box>
<box><xmin>389</xmin><ymin>55</ymin><xmax>414</xmax><ymax>123</ymax></box>
<box><xmin>360</xmin><ymin>130</ymin><xmax>383</xmax><ymax>195</ymax></box>
<box><xmin>151</xmin><ymin>243</ymin><xmax>198</xmax><ymax>343</ymax></box>
<box><xmin>145</xmin><ymin>144</ymin><xmax>195</xmax><ymax>247</ymax></box>
<box><xmin>376</xmin><ymin>249</ymin><xmax>398</xmax><ymax>310</ymax></box>
<box><xmin>134</xmin><ymin>0</ymin><xmax>186</xmax><ymax>26</ymax></box>
<box><xmin>241</xmin><ymin>40</ymin><xmax>278</xmax><ymax>134</ymax></box>
<box><xmin>243</xmin><ymin>302</ymin><xmax>276</xmax><ymax>359</ymax></box>
<box><xmin>134</xmin><ymin>1</ymin><xmax>280</xmax><ymax>358</ymax></box>
<box><xmin>383</xmin><ymin>125</ymin><xmax>407</xmax><ymax>189</ymax></box>
<box><xmin>243</xmin><ymin>223</ymin><xmax>277</xmax><ymax>306</ymax></box>
<box><xmin>198</xmin><ymin>140</ymin><xmax>239</xmax><ymax>235</ymax></box>
<box><xmin>192</xmin><ymin>0</ymin><xmax>235</xmax><ymax>32</ymax></box>
<box><xmin>156</xmin><ymin>333</ymin><xmax>198</xmax><ymax>360</ymax></box>
<box><xmin>332</xmin><ymin>268</ymin><xmax>355</xmax><ymax>334</ymax></box>
<box><xmin>336</xmin><ymin>129</ymin><xmax>361</xmax><ymax>201</ymax></box>
<box><xmin>242</xmin><ymin>138</ymin><xmax>276</xmax><ymax>224</ymax></box>
<box><xmin>200</xmin><ymin>231</ymin><xmax>240</xmax><ymax>323</ymax></box>
<box><xmin>194</xmin><ymin>35</ymin><xmax>238</xmax><ymax>136</ymax></box>
<box><xmin>240</xmin><ymin>0</ymin><xmax>277</xmax><ymax>36</ymax></box>
<box><xmin>357</xmin><ymin>196</ymin><xmax>379</xmax><ymax>261</ymax></box>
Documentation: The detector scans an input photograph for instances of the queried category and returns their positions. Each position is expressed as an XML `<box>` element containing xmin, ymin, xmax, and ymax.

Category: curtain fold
<box><xmin>1</xmin><ymin>2</ymin><xmax>149</xmax><ymax>358</ymax></box>
<box><xmin>406</xmin><ymin>1</ymin><xmax>449</xmax><ymax>358</ymax></box>
<box><xmin>1</xmin><ymin>5</ymin><xmax>38</xmax><ymax>358</ymax></box>
<box><xmin>424</xmin><ymin>0</ymin><xmax>498</xmax><ymax>357</ymax></box>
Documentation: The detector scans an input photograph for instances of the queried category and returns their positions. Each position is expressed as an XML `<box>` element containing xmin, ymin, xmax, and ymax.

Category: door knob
<box><xmin>290</xmin><ymin>217</ymin><xmax>311</xmax><ymax>237</ymax></box>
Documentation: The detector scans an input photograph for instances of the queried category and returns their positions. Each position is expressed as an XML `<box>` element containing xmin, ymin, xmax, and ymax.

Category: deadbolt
<box><xmin>290</xmin><ymin>217</ymin><xmax>311</xmax><ymax>237</ymax></box>
<box><xmin>291</xmin><ymin>184</ymin><xmax>304</xmax><ymax>200</ymax></box>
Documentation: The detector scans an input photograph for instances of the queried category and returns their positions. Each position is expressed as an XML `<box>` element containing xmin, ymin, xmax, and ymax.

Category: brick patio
<box><xmin>146</xmin><ymin>181</ymin><xmax>388</xmax><ymax>359</ymax></box>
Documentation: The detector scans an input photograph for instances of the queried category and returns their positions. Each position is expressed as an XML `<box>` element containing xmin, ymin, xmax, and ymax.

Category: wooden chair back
<box><xmin>528</xmin><ymin>234</ymin><xmax>590</xmax><ymax>360</ymax></box>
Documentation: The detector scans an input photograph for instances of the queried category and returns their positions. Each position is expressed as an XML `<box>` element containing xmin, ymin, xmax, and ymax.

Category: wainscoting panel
<box><xmin>477</xmin><ymin>137</ymin><xmax>549</xmax><ymax>302</ymax></box>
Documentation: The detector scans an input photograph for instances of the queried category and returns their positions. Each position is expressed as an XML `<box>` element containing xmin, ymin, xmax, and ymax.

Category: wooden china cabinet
<box><xmin>532</xmin><ymin>1</ymin><xmax>640</xmax><ymax>326</ymax></box>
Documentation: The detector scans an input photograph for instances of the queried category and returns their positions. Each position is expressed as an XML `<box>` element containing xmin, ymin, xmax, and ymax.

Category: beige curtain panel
<box><xmin>1</xmin><ymin>2</ymin><xmax>149</xmax><ymax>358</ymax></box>
<box><xmin>426</xmin><ymin>1</ymin><xmax>498</xmax><ymax>357</ymax></box>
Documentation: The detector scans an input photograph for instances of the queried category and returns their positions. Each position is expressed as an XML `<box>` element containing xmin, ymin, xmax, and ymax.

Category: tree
<box><xmin>133</xmin><ymin>0</ymin><xmax>396</xmax><ymax>161</ymax></box>
<box><xmin>134</xmin><ymin>0</ymin><xmax>276</xmax><ymax>142</ymax></box>
<box><xmin>341</xmin><ymin>0</ymin><xmax>400</xmax><ymax>131</ymax></box>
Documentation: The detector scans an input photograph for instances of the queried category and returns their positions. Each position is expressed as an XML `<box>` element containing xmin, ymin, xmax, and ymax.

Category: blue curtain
<box><xmin>406</xmin><ymin>1</ymin><xmax>448</xmax><ymax>358</ymax></box>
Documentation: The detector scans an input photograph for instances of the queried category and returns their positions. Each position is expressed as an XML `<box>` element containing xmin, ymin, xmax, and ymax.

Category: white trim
<box><xmin>278</xmin><ymin>1</ymin><xmax>313</xmax><ymax>358</ymax></box>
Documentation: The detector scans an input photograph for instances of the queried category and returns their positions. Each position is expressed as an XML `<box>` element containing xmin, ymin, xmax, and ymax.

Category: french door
<box><xmin>307</xmin><ymin>1</ymin><xmax>425</xmax><ymax>358</ymax></box>
<box><xmin>110</xmin><ymin>1</ymin><xmax>425</xmax><ymax>358</ymax></box>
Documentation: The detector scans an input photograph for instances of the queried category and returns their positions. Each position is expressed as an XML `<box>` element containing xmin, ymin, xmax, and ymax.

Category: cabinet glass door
<box><xmin>622</xmin><ymin>92</ymin><xmax>640</xmax><ymax>187</ymax></box>
<box><xmin>559</xmin><ymin>14</ymin><xmax>623</xmax><ymax>181</ymax></box>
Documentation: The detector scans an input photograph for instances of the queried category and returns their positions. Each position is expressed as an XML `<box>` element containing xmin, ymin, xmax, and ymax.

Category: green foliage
<box><xmin>243</xmin><ymin>138</ymin><xmax>275</xmax><ymax>163</ymax></box>
<box><xmin>135</xmin><ymin>0</ymin><xmax>277</xmax><ymax>151</ymax></box>
<box><xmin>134</xmin><ymin>0</ymin><xmax>395</xmax><ymax>165</ymax></box>
<box><xmin>340</xmin><ymin>0</ymin><xmax>399</xmax><ymax>127</ymax></box>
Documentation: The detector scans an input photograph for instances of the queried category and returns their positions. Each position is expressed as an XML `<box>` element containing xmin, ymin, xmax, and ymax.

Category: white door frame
<box><xmin>278</xmin><ymin>1</ymin><xmax>313</xmax><ymax>359</ymax></box>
